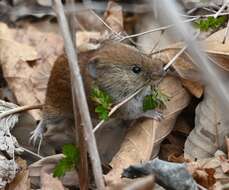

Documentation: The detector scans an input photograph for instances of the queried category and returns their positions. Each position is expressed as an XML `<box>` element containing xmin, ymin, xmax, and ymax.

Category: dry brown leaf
<box><xmin>105</xmin><ymin>76</ymin><xmax>190</xmax><ymax>185</ymax></box>
<box><xmin>173</xmin><ymin>117</ymin><xmax>192</xmax><ymax>135</ymax></box>
<box><xmin>181</xmin><ymin>78</ymin><xmax>204</xmax><ymax>98</ymax></box>
<box><xmin>76</xmin><ymin>31</ymin><xmax>102</xmax><ymax>52</ymax></box>
<box><xmin>107</xmin><ymin>175</ymin><xmax>155</xmax><ymax>190</ymax></box>
<box><xmin>184</xmin><ymin>87</ymin><xmax>229</xmax><ymax>159</ymax></box>
<box><xmin>29</xmin><ymin>154</ymin><xmax>79</xmax><ymax>188</ymax></box>
<box><xmin>204</xmin><ymin>28</ymin><xmax>229</xmax><ymax>71</ymax></box>
<box><xmin>14</xmin><ymin>26</ymin><xmax>64</xmax><ymax>104</ymax></box>
<box><xmin>7</xmin><ymin>158</ymin><xmax>30</xmax><ymax>190</ymax></box>
<box><xmin>40</xmin><ymin>170</ymin><xmax>65</xmax><ymax>190</ymax></box>
<box><xmin>167</xmin><ymin>153</ymin><xmax>188</xmax><ymax>163</ymax></box>
<box><xmin>219</xmin><ymin>155</ymin><xmax>229</xmax><ymax>174</ymax></box>
<box><xmin>0</xmin><ymin>23</ymin><xmax>64</xmax><ymax>120</ymax></box>
<box><xmin>192</xmin><ymin>168</ymin><xmax>216</xmax><ymax>189</ymax></box>
<box><xmin>185</xmin><ymin>150</ymin><xmax>229</xmax><ymax>189</ymax></box>
<box><xmin>160</xmin><ymin>144</ymin><xmax>183</xmax><ymax>161</ymax></box>
<box><xmin>104</xmin><ymin>1</ymin><xmax>124</xmax><ymax>33</ymax></box>
<box><xmin>158</xmin><ymin>47</ymin><xmax>201</xmax><ymax>81</ymax></box>
<box><xmin>158</xmin><ymin>48</ymin><xmax>204</xmax><ymax>98</ymax></box>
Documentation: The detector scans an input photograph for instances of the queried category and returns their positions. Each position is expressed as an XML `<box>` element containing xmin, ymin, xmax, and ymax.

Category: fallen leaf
<box><xmin>192</xmin><ymin>168</ymin><xmax>216</xmax><ymax>189</ymax></box>
<box><xmin>40</xmin><ymin>170</ymin><xmax>65</xmax><ymax>190</ymax></box>
<box><xmin>186</xmin><ymin>150</ymin><xmax>229</xmax><ymax>189</ymax></box>
<box><xmin>105</xmin><ymin>76</ymin><xmax>190</xmax><ymax>185</ymax></box>
<box><xmin>76</xmin><ymin>31</ymin><xmax>102</xmax><ymax>52</ymax></box>
<box><xmin>7</xmin><ymin>158</ymin><xmax>30</xmax><ymax>190</ymax></box>
<box><xmin>181</xmin><ymin>78</ymin><xmax>204</xmax><ymax>98</ymax></box>
<box><xmin>157</xmin><ymin>47</ymin><xmax>204</xmax><ymax>98</ymax></box>
<box><xmin>104</xmin><ymin>1</ymin><xmax>124</xmax><ymax>33</ymax></box>
<box><xmin>184</xmin><ymin>86</ymin><xmax>229</xmax><ymax>159</ymax></box>
<box><xmin>219</xmin><ymin>155</ymin><xmax>229</xmax><ymax>174</ymax></box>
<box><xmin>29</xmin><ymin>154</ymin><xmax>79</xmax><ymax>188</ymax></box>
<box><xmin>0</xmin><ymin>23</ymin><xmax>64</xmax><ymax>120</ymax></box>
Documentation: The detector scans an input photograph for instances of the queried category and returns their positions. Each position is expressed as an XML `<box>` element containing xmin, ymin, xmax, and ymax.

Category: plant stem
<box><xmin>0</xmin><ymin>104</ymin><xmax>42</xmax><ymax>119</ymax></box>
<box><xmin>52</xmin><ymin>0</ymin><xmax>105</xmax><ymax>189</ymax></box>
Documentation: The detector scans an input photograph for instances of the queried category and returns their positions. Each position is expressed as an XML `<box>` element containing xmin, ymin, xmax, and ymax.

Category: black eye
<box><xmin>132</xmin><ymin>65</ymin><xmax>141</xmax><ymax>74</ymax></box>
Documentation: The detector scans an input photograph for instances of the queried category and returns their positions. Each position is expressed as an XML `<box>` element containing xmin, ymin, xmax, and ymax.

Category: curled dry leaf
<box><xmin>29</xmin><ymin>154</ymin><xmax>79</xmax><ymax>188</ymax></box>
<box><xmin>7</xmin><ymin>157</ymin><xmax>30</xmax><ymax>190</ymax></box>
<box><xmin>184</xmin><ymin>87</ymin><xmax>229</xmax><ymax>159</ymax></box>
<box><xmin>180</xmin><ymin>78</ymin><xmax>204</xmax><ymax>98</ymax></box>
<box><xmin>186</xmin><ymin>150</ymin><xmax>229</xmax><ymax>189</ymax></box>
<box><xmin>157</xmin><ymin>47</ymin><xmax>204</xmax><ymax>98</ymax></box>
<box><xmin>0</xmin><ymin>23</ymin><xmax>64</xmax><ymax>120</ymax></box>
<box><xmin>105</xmin><ymin>76</ymin><xmax>190</xmax><ymax>185</ymax></box>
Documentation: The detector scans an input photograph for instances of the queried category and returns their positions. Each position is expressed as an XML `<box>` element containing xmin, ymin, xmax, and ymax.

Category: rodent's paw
<box><xmin>143</xmin><ymin>110</ymin><xmax>163</xmax><ymax>121</ymax></box>
<box><xmin>29</xmin><ymin>125</ymin><xmax>44</xmax><ymax>146</ymax></box>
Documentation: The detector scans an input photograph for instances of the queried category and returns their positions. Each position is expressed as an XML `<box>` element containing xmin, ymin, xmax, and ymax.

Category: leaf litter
<box><xmin>0</xmin><ymin>0</ymin><xmax>229</xmax><ymax>189</ymax></box>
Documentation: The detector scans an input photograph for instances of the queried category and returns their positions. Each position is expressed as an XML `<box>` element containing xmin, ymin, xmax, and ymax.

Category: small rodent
<box><xmin>30</xmin><ymin>40</ymin><xmax>165</xmax><ymax>148</ymax></box>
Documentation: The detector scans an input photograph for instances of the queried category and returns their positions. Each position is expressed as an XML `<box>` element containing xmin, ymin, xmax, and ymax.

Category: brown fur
<box><xmin>35</xmin><ymin>41</ymin><xmax>165</xmax><ymax>148</ymax></box>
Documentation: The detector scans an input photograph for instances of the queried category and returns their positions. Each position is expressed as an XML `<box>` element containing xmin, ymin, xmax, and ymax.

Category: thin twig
<box><xmin>119</xmin><ymin>17</ymin><xmax>199</xmax><ymax>42</ymax></box>
<box><xmin>223</xmin><ymin>16</ymin><xmax>229</xmax><ymax>44</ymax></box>
<box><xmin>201</xmin><ymin>7</ymin><xmax>217</xmax><ymax>13</ymax></box>
<box><xmin>66</xmin><ymin>0</ymin><xmax>89</xmax><ymax>189</ymax></box>
<box><xmin>52</xmin><ymin>0</ymin><xmax>105</xmax><ymax>189</ymax></box>
<box><xmin>148</xmin><ymin>120</ymin><xmax>157</xmax><ymax>159</ymax></box>
<box><xmin>93</xmin><ymin>86</ymin><xmax>144</xmax><ymax>133</ymax></box>
<box><xmin>181</xmin><ymin>12</ymin><xmax>229</xmax><ymax>18</ymax></box>
<box><xmin>149</xmin><ymin>30</ymin><xmax>165</xmax><ymax>55</ymax></box>
<box><xmin>163</xmin><ymin>31</ymin><xmax>200</xmax><ymax>71</ymax></box>
<box><xmin>214</xmin><ymin>1</ymin><xmax>229</xmax><ymax>18</ymax></box>
<box><xmin>0</xmin><ymin>104</ymin><xmax>42</xmax><ymax>119</ymax></box>
<box><xmin>163</xmin><ymin>45</ymin><xmax>187</xmax><ymax>71</ymax></box>
<box><xmin>197</xmin><ymin>184</ymin><xmax>208</xmax><ymax>190</ymax></box>
<box><xmin>21</xmin><ymin>147</ymin><xmax>44</xmax><ymax>159</ymax></box>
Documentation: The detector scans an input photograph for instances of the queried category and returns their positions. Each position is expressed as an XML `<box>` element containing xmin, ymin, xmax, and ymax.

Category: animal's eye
<box><xmin>132</xmin><ymin>65</ymin><xmax>142</xmax><ymax>74</ymax></box>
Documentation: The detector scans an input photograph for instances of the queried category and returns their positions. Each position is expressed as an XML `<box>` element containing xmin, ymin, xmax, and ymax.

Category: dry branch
<box><xmin>52</xmin><ymin>0</ymin><xmax>105</xmax><ymax>189</ymax></box>
<box><xmin>0</xmin><ymin>104</ymin><xmax>42</xmax><ymax>119</ymax></box>
<box><xmin>66</xmin><ymin>0</ymin><xmax>89</xmax><ymax>189</ymax></box>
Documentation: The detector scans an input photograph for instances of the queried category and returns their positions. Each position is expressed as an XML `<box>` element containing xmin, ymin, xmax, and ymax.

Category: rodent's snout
<box><xmin>148</xmin><ymin>69</ymin><xmax>165</xmax><ymax>81</ymax></box>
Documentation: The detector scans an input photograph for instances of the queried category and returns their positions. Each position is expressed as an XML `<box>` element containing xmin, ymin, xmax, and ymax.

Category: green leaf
<box><xmin>63</xmin><ymin>144</ymin><xmax>80</xmax><ymax>163</ymax></box>
<box><xmin>53</xmin><ymin>144</ymin><xmax>80</xmax><ymax>177</ymax></box>
<box><xmin>95</xmin><ymin>106</ymin><xmax>109</xmax><ymax>120</ymax></box>
<box><xmin>143</xmin><ymin>94</ymin><xmax>157</xmax><ymax>111</ymax></box>
<box><xmin>143</xmin><ymin>89</ymin><xmax>169</xmax><ymax>112</ymax></box>
<box><xmin>53</xmin><ymin>158</ymin><xmax>73</xmax><ymax>177</ymax></box>
<box><xmin>91</xmin><ymin>86</ymin><xmax>112</xmax><ymax>120</ymax></box>
<box><xmin>194</xmin><ymin>16</ymin><xmax>227</xmax><ymax>31</ymax></box>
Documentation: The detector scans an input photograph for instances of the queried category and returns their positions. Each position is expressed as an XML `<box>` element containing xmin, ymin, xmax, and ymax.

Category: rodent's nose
<box><xmin>149</xmin><ymin>70</ymin><xmax>165</xmax><ymax>80</ymax></box>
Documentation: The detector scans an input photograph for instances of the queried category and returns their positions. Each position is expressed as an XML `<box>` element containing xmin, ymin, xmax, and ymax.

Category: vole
<box><xmin>30</xmin><ymin>41</ymin><xmax>165</xmax><ymax>148</ymax></box>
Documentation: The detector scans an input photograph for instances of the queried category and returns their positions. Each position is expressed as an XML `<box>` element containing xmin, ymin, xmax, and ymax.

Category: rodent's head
<box><xmin>88</xmin><ymin>41</ymin><xmax>165</xmax><ymax>103</ymax></box>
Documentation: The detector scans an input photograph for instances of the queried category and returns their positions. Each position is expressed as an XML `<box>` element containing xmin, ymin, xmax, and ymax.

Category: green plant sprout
<box><xmin>91</xmin><ymin>86</ymin><xmax>113</xmax><ymax>120</ymax></box>
<box><xmin>143</xmin><ymin>88</ymin><xmax>169</xmax><ymax>112</ymax></box>
<box><xmin>53</xmin><ymin>144</ymin><xmax>80</xmax><ymax>177</ymax></box>
<box><xmin>194</xmin><ymin>16</ymin><xmax>227</xmax><ymax>31</ymax></box>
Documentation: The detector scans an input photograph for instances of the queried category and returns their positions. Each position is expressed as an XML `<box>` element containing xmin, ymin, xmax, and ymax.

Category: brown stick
<box><xmin>52</xmin><ymin>0</ymin><xmax>105</xmax><ymax>189</ymax></box>
<box><xmin>66</xmin><ymin>0</ymin><xmax>89</xmax><ymax>189</ymax></box>
<box><xmin>0</xmin><ymin>104</ymin><xmax>42</xmax><ymax>119</ymax></box>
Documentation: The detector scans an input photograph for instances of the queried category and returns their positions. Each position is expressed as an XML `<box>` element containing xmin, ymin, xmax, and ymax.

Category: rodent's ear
<box><xmin>87</xmin><ymin>58</ymin><xmax>98</xmax><ymax>79</ymax></box>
